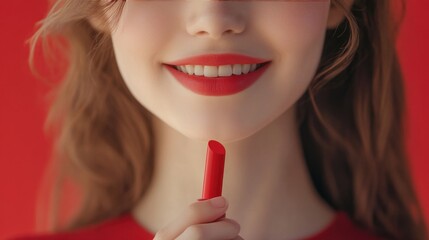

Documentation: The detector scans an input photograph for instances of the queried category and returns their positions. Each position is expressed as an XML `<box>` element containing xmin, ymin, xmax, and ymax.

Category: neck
<box><xmin>132</xmin><ymin>106</ymin><xmax>334</xmax><ymax>239</ymax></box>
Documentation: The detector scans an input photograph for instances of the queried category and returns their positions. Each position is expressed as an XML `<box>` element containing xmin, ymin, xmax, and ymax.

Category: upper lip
<box><xmin>164</xmin><ymin>53</ymin><xmax>271</xmax><ymax>66</ymax></box>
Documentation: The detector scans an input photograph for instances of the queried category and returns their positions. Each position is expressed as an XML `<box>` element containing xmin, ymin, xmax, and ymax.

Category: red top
<box><xmin>10</xmin><ymin>212</ymin><xmax>384</xmax><ymax>240</ymax></box>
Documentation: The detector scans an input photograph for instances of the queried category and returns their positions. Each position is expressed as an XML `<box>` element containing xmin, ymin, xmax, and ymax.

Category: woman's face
<box><xmin>109</xmin><ymin>0</ymin><xmax>330</xmax><ymax>142</ymax></box>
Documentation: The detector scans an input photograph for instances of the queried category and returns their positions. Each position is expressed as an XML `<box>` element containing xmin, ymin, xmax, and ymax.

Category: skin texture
<box><xmin>93</xmin><ymin>0</ymin><xmax>354</xmax><ymax>239</ymax></box>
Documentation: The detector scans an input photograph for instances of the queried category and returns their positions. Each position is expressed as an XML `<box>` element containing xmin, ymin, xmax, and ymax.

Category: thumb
<box><xmin>154</xmin><ymin>196</ymin><xmax>228</xmax><ymax>240</ymax></box>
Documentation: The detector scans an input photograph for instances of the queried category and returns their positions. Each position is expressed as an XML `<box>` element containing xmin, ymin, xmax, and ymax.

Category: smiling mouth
<box><xmin>164</xmin><ymin>61</ymin><xmax>271</xmax><ymax>96</ymax></box>
<box><xmin>166</xmin><ymin>62</ymin><xmax>270</xmax><ymax>78</ymax></box>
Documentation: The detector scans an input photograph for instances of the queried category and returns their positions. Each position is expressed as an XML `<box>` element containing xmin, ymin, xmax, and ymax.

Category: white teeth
<box><xmin>194</xmin><ymin>65</ymin><xmax>204</xmax><ymax>76</ymax></box>
<box><xmin>232</xmin><ymin>64</ymin><xmax>242</xmax><ymax>75</ymax></box>
<box><xmin>185</xmin><ymin>65</ymin><xmax>194</xmax><ymax>75</ymax></box>
<box><xmin>242</xmin><ymin>64</ymin><xmax>251</xmax><ymax>74</ymax></box>
<box><xmin>175</xmin><ymin>64</ymin><xmax>263</xmax><ymax>77</ymax></box>
<box><xmin>204</xmin><ymin>66</ymin><xmax>218</xmax><ymax>77</ymax></box>
<box><xmin>179</xmin><ymin>66</ymin><xmax>187</xmax><ymax>73</ymax></box>
<box><xmin>218</xmin><ymin>65</ymin><xmax>232</xmax><ymax>76</ymax></box>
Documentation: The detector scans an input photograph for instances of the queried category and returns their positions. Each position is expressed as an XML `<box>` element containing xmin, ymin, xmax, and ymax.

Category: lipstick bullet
<box><xmin>201</xmin><ymin>140</ymin><xmax>226</xmax><ymax>200</ymax></box>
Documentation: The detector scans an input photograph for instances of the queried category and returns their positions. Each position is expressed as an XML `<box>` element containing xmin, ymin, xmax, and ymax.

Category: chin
<box><xmin>176</xmin><ymin>123</ymin><xmax>264</xmax><ymax>144</ymax></box>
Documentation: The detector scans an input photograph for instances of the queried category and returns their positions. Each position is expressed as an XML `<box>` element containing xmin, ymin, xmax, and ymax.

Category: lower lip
<box><xmin>164</xmin><ymin>63</ymin><xmax>270</xmax><ymax>96</ymax></box>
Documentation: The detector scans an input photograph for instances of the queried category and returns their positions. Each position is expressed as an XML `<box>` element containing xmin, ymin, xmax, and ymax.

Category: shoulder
<box><xmin>306</xmin><ymin>212</ymin><xmax>386</xmax><ymax>240</ymax></box>
<box><xmin>9</xmin><ymin>213</ymin><xmax>154</xmax><ymax>240</ymax></box>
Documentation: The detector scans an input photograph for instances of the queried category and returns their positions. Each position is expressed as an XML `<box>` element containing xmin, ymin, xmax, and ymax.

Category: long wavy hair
<box><xmin>29</xmin><ymin>0</ymin><xmax>428</xmax><ymax>239</ymax></box>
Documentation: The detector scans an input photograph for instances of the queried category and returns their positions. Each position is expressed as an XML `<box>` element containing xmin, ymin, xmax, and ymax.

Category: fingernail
<box><xmin>210</xmin><ymin>196</ymin><xmax>226</xmax><ymax>208</ymax></box>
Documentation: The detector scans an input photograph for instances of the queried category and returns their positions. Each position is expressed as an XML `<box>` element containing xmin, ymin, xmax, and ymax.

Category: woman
<box><xmin>12</xmin><ymin>0</ymin><xmax>428</xmax><ymax>239</ymax></box>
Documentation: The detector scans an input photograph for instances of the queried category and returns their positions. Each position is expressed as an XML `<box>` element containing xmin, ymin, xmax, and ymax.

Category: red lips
<box><xmin>165</xmin><ymin>53</ymin><xmax>269</xmax><ymax>66</ymax></box>
<box><xmin>164</xmin><ymin>54</ymin><xmax>271</xmax><ymax>96</ymax></box>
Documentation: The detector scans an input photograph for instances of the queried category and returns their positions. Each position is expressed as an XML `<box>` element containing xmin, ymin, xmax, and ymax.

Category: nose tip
<box><xmin>192</xmin><ymin>28</ymin><xmax>241</xmax><ymax>40</ymax></box>
<box><xmin>186</xmin><ymin>3</ymin><xmax>245</xmax><ymax>40</ymax></box>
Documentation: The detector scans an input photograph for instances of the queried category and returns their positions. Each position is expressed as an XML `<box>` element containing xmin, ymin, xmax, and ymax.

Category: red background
<box><xmin>1</xmin><ymin>1</ymin><xmax>428</xmax><ymax>239</ymax></box>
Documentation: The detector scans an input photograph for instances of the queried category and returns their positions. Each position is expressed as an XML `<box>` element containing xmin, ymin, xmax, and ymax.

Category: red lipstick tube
<box><xmin>200</xmin><ymin>140</ymin><xmax>226</xmax><ymax>200</ymax></box>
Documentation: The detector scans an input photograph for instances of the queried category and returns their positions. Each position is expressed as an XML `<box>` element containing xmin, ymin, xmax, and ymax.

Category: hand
<box><xmin>153</xmin><ymin>196</ymin><xmax>243</xmax><ymax>240</ymax></box>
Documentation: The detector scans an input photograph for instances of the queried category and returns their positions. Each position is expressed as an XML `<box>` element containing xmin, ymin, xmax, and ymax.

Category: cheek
<box><xmin>112</xmin><ymin>2</ymin><xmax>179</xmax><ymax>65</ymax></box>
<box><xmin>249</xmin><ymin>3</ymin><xmax>330</xmax><ymax>114</ymax></box>
<box><xmin>110</xmin><ymin>2</ymin><xmax>180</xmax><ymax>101</ymax></box>
<box><xmin>255</xmin><ymin>2</ymin><xmax>330</xmax><ymax>86</ymax></box>
<box><xmin>254</xmin><ymin>2</ymin><xmax>329</xmax><ymax>49</ymax></box>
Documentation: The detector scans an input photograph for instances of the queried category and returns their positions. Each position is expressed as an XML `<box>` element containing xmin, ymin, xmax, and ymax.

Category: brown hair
<box><xmin>29</xmin><ymin>0</ymin><xmax>428</xmax><ymax>239</ymax></box>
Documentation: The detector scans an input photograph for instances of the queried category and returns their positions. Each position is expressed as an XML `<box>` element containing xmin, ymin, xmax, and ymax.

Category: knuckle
<box><xmin>183</xmin><ymin>225</ymin><xmax>205</xmax><ymax>239</ymax></box>
<box><xmin>187</xmin><ymin>202</ymin><xmax>204</xmax><ymax>221</ymax></box>
<box><xmin>225</xmin><ymin>219</ymin><xmax>241</xmax><ymax>235</ymax></box>
<box><xmin>233</xmin><ymin>220</ymin><xmax>241</xmax><ymax>233</ymax></box>
<box><xmin>153</xmin><ymin>230</ymin><xmax>169</xmax><ymax>240</ymax></box>
<box><xmin>231</xmin><ymin>223</ymin><xmax>241</xmax><ymax>235</ymax></box>
<box><xmin>188</xmin><ymin>201</ymin><xmax>200</xmax><ymax>212</ymax></box>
